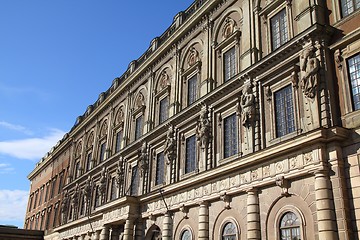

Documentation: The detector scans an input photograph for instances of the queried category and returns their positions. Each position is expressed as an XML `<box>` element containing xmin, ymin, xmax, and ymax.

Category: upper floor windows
<box><xmin>271</xmin><ymin>9</ymin><xmax>288</xmax><ymax>50</ymax></box>
<box><xmin>135</xmin><ymin>115</ymin><xmax>144</xmax><ymax>140</ymax></box>
<box><xmin>185</xmin><ymin>135</ymin><xmax>197</xmax><ymax>174</ymax></box>
<box><xmin>348</xmin><ymin>53</ymin><xmax>360</xmax><ymax>110</ymax></box>
<box><xmin>224</xmin><ymin>113</ymin><xmax>238</xmax><ymax>158</ymax></box>
<box><xmin>341</xmin><ymin>0</ymin><xmax>360</xmax><ymax>17</ymax></box>
<box><xmin>187</xmin><ymin>75</ymin><xmax>198</xmax><ymax>105</ymax></box>
<box><xmin>130</xmin><ymin>165</ymin><xmax>139</xmax><ymax>196</ymax></box>
<box><xmin>114</xmin><ymin>130</ymin><xmax>123</xmax><ymax>153</ymax></box>
<box><xmin>155</xmin><ymin>152</ymin><xmax>165</xmax><ymax>186</ymax></box>
<box><xmin>224</xmin><ymin>47</ymin><xmax>236</xmax><ymax>82</ymax></box>
<box><xmin>159</xmin><ymin>96</ymin><xmax>169</xmax><ymax>124</ymax></box>
<box><xmin>275</xmin><ymin>85</ymin><xmax>295</xmax><ymax>137</ymax></box>
<box><xmin>99</xmin><ymin>142</ymin><xmax>106</xmax><ymax>163</ymax></box>
<box><xmin>279</xmin><ymin>211</ymin><xmax>301</xmax><ymax>240</ymax></box>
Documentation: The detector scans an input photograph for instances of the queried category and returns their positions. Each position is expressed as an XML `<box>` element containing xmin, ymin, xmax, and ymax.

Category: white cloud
<box><xmin>0</xmin><ymin>189</ymin><xmax>28</xmax><ymax>224</ymax></box>
<box><xmin>0</xmin><ymin>129</ymin><xmax>66</xmax><ymax>160</ymax></box>
<box><xmin>0</xmin><ymin>163</ymin><xmax>15</xmax><ymax>174</ymax></box>
<box><xmin>0</xmin><ymin>121</ymin><xmax>33</xmax><ymax>135</ymax></box>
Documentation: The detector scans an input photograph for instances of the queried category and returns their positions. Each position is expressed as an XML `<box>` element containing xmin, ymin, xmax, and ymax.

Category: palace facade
<box><xmin>25</xmin><ymin>0</ymin><xmax>360</xmax><ymax>239</ymax></box>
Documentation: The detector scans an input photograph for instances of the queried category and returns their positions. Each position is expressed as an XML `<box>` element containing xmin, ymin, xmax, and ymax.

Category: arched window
<box><xmin>279</xmin><ymin>211</ymin><xmax>301</xmax><ymax>240</ymax></box>
<box><xmin>181</xmin><ymin>229</ymin><xmax>192</xmax><ymax>240</ymax></box>
<box><xmin>222</xmin><ymin>222</ymin><xmax>237</xmax><ymax>240</ymax></box>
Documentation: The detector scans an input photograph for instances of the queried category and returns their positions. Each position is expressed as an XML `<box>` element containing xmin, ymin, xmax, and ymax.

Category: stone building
<box><xmin>25</xmin><ymin>0</ymin><xmax>360</xmax><ymax>239</ymax></box>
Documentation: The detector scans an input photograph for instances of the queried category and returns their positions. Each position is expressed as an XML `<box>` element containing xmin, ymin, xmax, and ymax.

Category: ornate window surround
<box><xmin>214</xmin><ymin>20</ymin><xmax>241</xmax><ymax>85</ymax></box>
<box><xmin>260</xmin><ymin>1</ymin><xmax>294</xmax><ymax>53</ymax></box>
<box><xmin>218</xmin><ymin>218</ymin><xmax>240</xmax><ymax>240</ymax></box>
<box><xmin>181</xmin><ymin>55</ymin><xmax>202</xmax><ymax>107</ymax></box>
<box><xmin>180</xmin><ymin>131</ymin><xmax>198</xmax><ymax>179</ymax></box>
<box><xmin>132</xmin><ymin>91</ymin><xmax>146</xmax><ymax>142</ymax></box>
<box><xmin>274</xmin><ymin>206</ymin><xmax>305</xmax><ymax>240</ymax></box>
<box><xmin>154</xmin><ymin>69</ymin><xmax>171</xmax><ymax>126</ymax></box>
<box><xmin>113</xmin><ymin>106</ymin><xmax>125</xmax><ymax>154</ymax></box>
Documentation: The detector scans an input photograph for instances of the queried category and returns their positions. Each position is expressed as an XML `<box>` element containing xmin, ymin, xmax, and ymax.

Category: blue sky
<box><xmin>0</xmin><ymin>0</ymin><xmax>193</xmax><ymax>228</ymax></box>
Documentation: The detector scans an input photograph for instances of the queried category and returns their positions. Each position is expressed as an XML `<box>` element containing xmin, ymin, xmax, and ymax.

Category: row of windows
<box><xmin>26</xmin><ymin>204</ymin><xmax>59</xmax><ymax>231</ymax></box>
<box><xmin>28</xmin><ymin>174</ymin><xmax>64</xmax><ymax>212</ymax></box>
<box><xmin>176</xmin><ymin>211</ymin><xmax>300</xmax><ymax>240</ymax></box>
<box><xmin>340</xmin><ymin>0</ymin><xmax>360</xmax><ymax>17</ymax></box>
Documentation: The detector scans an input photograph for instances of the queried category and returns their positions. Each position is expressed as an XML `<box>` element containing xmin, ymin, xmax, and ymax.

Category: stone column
<box><xmin>99</xmin><ymin>226</ymin><xmax>110</xmax><ymax>240</ymax></box>
<box><xmin>162</xmin><ymin>212</ymin><xmax>173</xmax><ymax>240</ymax></box>
<box><xmin>315</xmin><ymin>170</ymin><xmax>338</xmax><ymax>240</ymax></box>
<box><xmin>123</xmin><ymin>219</ymin><xmax>134</xmax><ymax>240</ymax></box>
<box><xmin>198</xmin><ymin>202</ymin><xmax>209</xmax><ymax>240</ymax></box>
<box><xmin>247</xmin><ymin>189</ymin><xmax>260</xmax><ymax>240</ymax></box>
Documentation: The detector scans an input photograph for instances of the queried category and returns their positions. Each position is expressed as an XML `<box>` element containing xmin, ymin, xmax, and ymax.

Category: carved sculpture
<box><xmin>164</xmin><ymin>125</ymin><xmax>177</xmax><ymax>165</ymax></box>
<box><xmin>300</xmin><ymin>45</ymin><xmax>320</xmax><ymax>98</ymax></box>
<box><xmin>99</xmin><ymin>167</ymin><xmax>107</xmax><ymax>197</ymax></box>
<box><xmin>276</xmin><ymin>176</ymin><xmax>290</xmax><ymax>197</ymax></box>
<box><xmin>115</xmin><ymin>157</ymin><xmax>125</xmax><ymax>188</ymax></box>
<box><xmin>61</xmin><ymin>191</ymin><xmax>70</xmax><ymax>224</ymax></box>
<box><xmin>196</xmin><ymin>105</ymin><xmax>211</xmax><ymax>150</ymax></box>
<box><xmin>138</xmin><ymin>142</ymin><xmax>149</xmax><ymax>177</ymax></box>
<box><xmin>240</xmin><ymin>83</ymin><xmax>256</xmax><ymax>126</ymax></box>
<box><xmin>187</xmin><ymin>47</ymin><xmax>199</xmax><ymax>67</ymax></box>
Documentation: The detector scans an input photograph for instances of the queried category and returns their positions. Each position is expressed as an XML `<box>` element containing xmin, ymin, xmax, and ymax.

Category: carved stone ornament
<box><xmin>136</xmin><ymin>93</ymin><xmax>145</xmax><ymax>109</ymax></box>
<box><xmin>138</xmin><ymin>142</ymin><xmax>149</xmax><ymax>177</ymax></box>
<box><xmin>300</xmin><ymin>45</ymin><xmax>320</xmax><ymax>99</ymax></box>
<box><xmin>83</xmin><ymin>176</ymin><xmax>92</xmax><ymax>202</ymax></box>
<box><xmin>100</xmin><ymin>120</ymin><xmax>108</xmax><ymax>137</ymax></box>
<box><xmin>164</xmin><ymin>125</ymin><xmax>177</xmax><ymax>165</ymax></box>
<box><xmin>222</xmin><ymin>17</ymin><xmax>237</xmax><ymax>39</ymax></box>
<box><xmin>159</xmin><ymin>70</ymin><xmax>170</xmax><ymax>90</ymax></box>
<box><xmin>99</xmin><ymin>167</ymin><xmax>107</xmax><ymax>196</ymax></box>
<box><xmin>240</xmin><ymin>83</ymin><xmax>256</xmax><ymax>127</ymax></box>
<box><xmin>291</xmin><ymin>70</ymin><xmax>299</xmax><ymax>88</ymax></box>
<box><xmin>115</xmin><ymin>157</ymin><xmax>125</xmax><ymax>187</ymax></box>
<box><xmin>275</xmin><ymin>176</ymin><xmax>290</xmax><ymax>197</ymax></box>
<box><xmin>187</xmin><ymin>47</ymin><xmax>199</xmax><ymax>67</ymax></box>
<box><xmin>85</xmin><ymin>105</ymin><xmax>93</xmax><ymax>116</ymax></box>
<box><xmin>87</xmin><ymin>133</ymin><xmax>94</xmax><ymax>148</ymax></box>
<box><xmin>334</xmin><ymin>49</ymin><xmax>343</xmax><ymax>70</ymax></box>
<box><xmin>116</xmin><ymin>108</ymin><xmax>125</xmax><ymax>127</ymax></box>
<box><xmin>75</xmin><ymin>142</ymin><xmax>82</xmax><ymax>158</ymax></box>
<box><xmin>265</xmin><ymin>86</ymin><xmax>272</xmax><ymax>101</ymax></box>
<box><xmin>196</xmin><ymin>105</ymin><xmax>211</xmax><ymax>150</ymax></box>
<box><xmin>220</xmin><ymin>193</ymin><xmax>231</xmax><ymax>209</ymax></box>
<box><xmin>61</xmin><ymin>191</ymin><xmax>70</xmax><ymax>224</ymax></box>
<box><xmin>71</xmin><ymin>184</ymin><xmax>79</xmax><ymax>206</ymax></box>
<box><xmin>179</xmin><ymin>204</ymin><xmax>189</xmax><ymax>219</ymax></box>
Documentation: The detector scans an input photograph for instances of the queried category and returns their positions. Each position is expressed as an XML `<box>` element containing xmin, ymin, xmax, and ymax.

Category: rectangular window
<box><xmin>159</xmin><ymin>97</ymin><xmax>169</xmax><ymax>124</ymax></box>
<box><xmin>156</xmin><ymin>152</ymin><xmax>165</xmax><ymax>185</ymax></box>
<box><xmin>135</xmin><ymin>115</ymin><xmax>143</xmax><ymax>140</ymax></box>
<box><xmin>45</xmin><ymin>211</ymin><xmax>50</xmax><ymax>230</ymax></box>
<box><xmin>28</xmin><ymin>196</ymin><xmax>33</xmax><ymax>212</ymax></box>
<box><xmin>86</xmin><ymin>152</ymin><xmax>92</xmax><ymax>171</ymax></box>
<box><xmin>80</xmin><ymin>195</ymin><xmax>86</xmax><ymax>216</ymax></box>
<box><xmin>224</xmin><ymin>47</ymin><xmax>236</xmax><ymax>81</ymax></box>
<box><xmin>271</xmin><ymin>9</ymin><xmax>288</xmax><ymax>50</ymax></box>
<box><xmin>115</xmin><ymin>131</ymin><xmax>123</xmax><ymax>153</ymax></box>
<box><xmin>130</xmin><ymin>166</ymin><xmax>139</xmax><ymax>196</ymax></box>
<box><xmin>52</xmin><ymin>207</ymin><xmax>58</xmax><ymax>228</ymax></box>
<box><xmin>188</xmin><ymin>75</ymin><xmax>198</xmax><ymax>105</ymax></box>
<box><xmin>110</xmin><ymin>177</ymin><xmax>117</xmax><ymax>200</ymax></box>
<box><xmin>275</xmin><ymin>85</ymin><xmax>295</xmax><ymax>137</ymax></box>
<box><xmin>50</xmin><ymin>178</ymin><xmax>56</xmax><ymax>198</ymax></box>
<box><xmin>348</xmin><ymin>53</ymin><xmax>360</xmax><ymax>110</ymax></box>
<box><xmin>99</xmin><ymin>142</ymin><xmax>106</xmax><ymax>162</ymax></box>
<box><xmin>58</xmin><ymin>174</ymin><xmax>63</xmax><ymax>194</ymax></box>
<box><xmin>341</xmin><ymin>0</ymin><xmax>360</xmax><ymax>17</ymax></box>
<box><xmin>44</xmin><ymin>184</ymin><xmax>49</xmax><ymax>203</ymax></box>
<box><xmin>94</xmin><ymin>186</ymin><xmax>100</xmax><ymax>207</ymax></box>
<box><xmin>185</xmin><ymin>135</ymin><xmax>196</xmax><ymax>174</ymax></box>
<box><xmin>75</xmin><ymin>161</ymin><xmax>80</xmax><ymax>178</ymax></box>
<box><xmin>224</xmin><ymin>114</ymin><xmax>238</xmax><ymax>158</ymax></box>
<box><xmin>38</xmin><ymin>188</ymin><xmax>43</xmax><ymax>206</ymax></box>
<box><xmin>33</xmin><ymin>192</ymin><xmax>38</xmax><ymax>209</ymax></box>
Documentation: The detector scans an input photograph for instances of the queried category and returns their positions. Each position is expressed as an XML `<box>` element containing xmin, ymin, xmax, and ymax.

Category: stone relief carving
<box><xmin>61</xmin><ymin>191</ymin><xmax>70</xmax><ymax>224</ymax></box>
<box><xmin>276</xmin><ymin>176</ymin><xmax>290</xmax><ymax>197</ymax></box>
<box><xmin>222</xmin><ymin>17</ymin><xmax>237</xmax><ymax>39</ymax></box>
<box><xmin>196</xmin><ymin>105</ymin><xmax>211</xmax><ymax>150</ymax></box>
<box><xmin>115</xmin><ymin>157</ymin><xmax>125</xmax><ymax>188</ymax></box>
<box><xmin>87</xmin><ymin>133</ymin><xmax>94</xmax><ymax>148</ymax></box>
<box><xmin>136</xmin><ymin>93</ymin><xmax>145</xmax><ymax>109</ymax></box>
<box><xmin>187</xmin><ymin>47</ymin><xmax>199</xmax><ymax>67</ymax></box>
<box><xmin>239</xmin><ymin>83</ymin><xmax>256</xmax><ymax>127</ymax></box>
<box><xmin>300</xmin><ymin>45</ymin><xmax>320</xmax><ymax>99</ymax></box>
<box><xmin>159</xmin><ymin>70</ymin><xmax>170</xmax><ymax>90</ymax></box>
<box><xmin>138</xmin><ymin>142</ymin><xmax>149</xmax><ymax>177</ymax></box>
<box><xmin>164</xmin><ymin>125</ymin><xmax>177</xmax><ymax>165</ymax></box>
<box><xmin>83</xmin><ymin>176</ymin><xmax>92</xmax><ymax>202</ymax></box>
<box><xmin>116</xmin><ymin>108</ymin><xmax>125</xmax><ymax>127</ymax></box>
<box><xmin>75</xmin><ymin>142</ymin><xmax>82</xmax><ymax>158</ymax></box>
<box><xmin>99</xmin><ymin>167</ymin><xmax>107</xmax><ymax>198</ymax></box>
<box><xmin>100</xmin><ymin>120</ymin><xmax>108</xmax><ymax>137</ymax></box>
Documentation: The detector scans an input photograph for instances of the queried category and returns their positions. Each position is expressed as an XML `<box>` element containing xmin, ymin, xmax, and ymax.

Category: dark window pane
<box><xmin>130</xmin><ymin>166</ymin><xmax>139</xmax><ymax>196</ymax></box>
<box><xmin>224</xmin><ymin>114</ymin><xmax>238</xmax><ymax>158</ymax></box>
<box><xmin>99</xmin><ymin>143</ymin><xmax>106</xmax><ymax>162</ymax></box>
<box><xmin>188</xmin><ymin>75</ymin><xmax>197</xmax><ymax>105</ymax></box>
<box><xmin>115</xmin><ymin>131</ymin><xmax>123</xmax><ymax>153</ymax></box>
<box><xmin>224</xmin><ymin>47</ymin><xmax>236</xmax><ymax>81</ymax></box>
<box><xmin>348</xmin><ymin>53</ymin><xmax>360</xmax><ymax>110</ymax></box>
<box><xmin>279</xmin><ymin>212</ymin><xmax>301</xmax><ymax>240</ymax></box>
<box><xmin>185</xmin><ymin>135</ymin><xmax>196</xmax><ymax>173</ymax></box>
<box><xmin>275</xmin><ymin>85</ymin><xmax>295</xmax><ymax>137</ymax></box>
<box><xmin>135</xmin><ymin>116</ymin><xmax>143</xmax><ymax>140</ymax></box>
<box><xmin>271</xmin><ymin>9</ymin><xmax>288</xmax><ymax>50</ymax></box>
<box><xmin>86</xmin><ymin>152</ymin><xmax>92</xmax><ymax>171</ymax></box>
<box><xmin>222</xmin><ymin>222</ymin><xmax>237</xmax><ymax>240</ymax></box>
<box><xmin>156</xmin><ymin>152</ymin><xmax>165</xmax><ymax>185</ymax></box>
<box><xmin>159</xmin><ymin>97</ymin><xmax>169</xmax><ymax>124</ymax></box>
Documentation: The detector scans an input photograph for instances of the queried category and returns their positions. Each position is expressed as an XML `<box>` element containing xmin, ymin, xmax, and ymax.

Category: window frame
<box><xmin>181</xmin><ymin>61</ymin><xmax>201</xmax><ymax>108</ymax></box>
<box><xmin>155</xmin><ymin>151</ymin><xmax>165</xmax><ymax>186</ymax></box>
<box><xmin>340</xmin><ymin>0</ymin><xmax>360</xmax><ymax>17</ymax></box>
<box><xmin>180</xmin><ymin>227</ymin><xmax>193</xmax><ymax>240</ymax></box>
<box><xmin>219</xmin><ymin>219</ymin><xmax>240</xmax><ymax>240</ymax></box>
<box><xmin>274</xmin><ymin>207</ymin><xmax>305</xmax><ymax>240</ymax></box>
<box><xmin>346</xmin><ymin>52</ymin><xmax>360</xmax><ymax>111</ymax></box>
<box><xmin>274</xmin><ymin>85</ymin><xmax>296</xmax><ymax>138</ymax></box>
<box><xmin>185</xmin><ymin>135</ymin><xmax>197</xmax><ymax>174</ymax></box>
